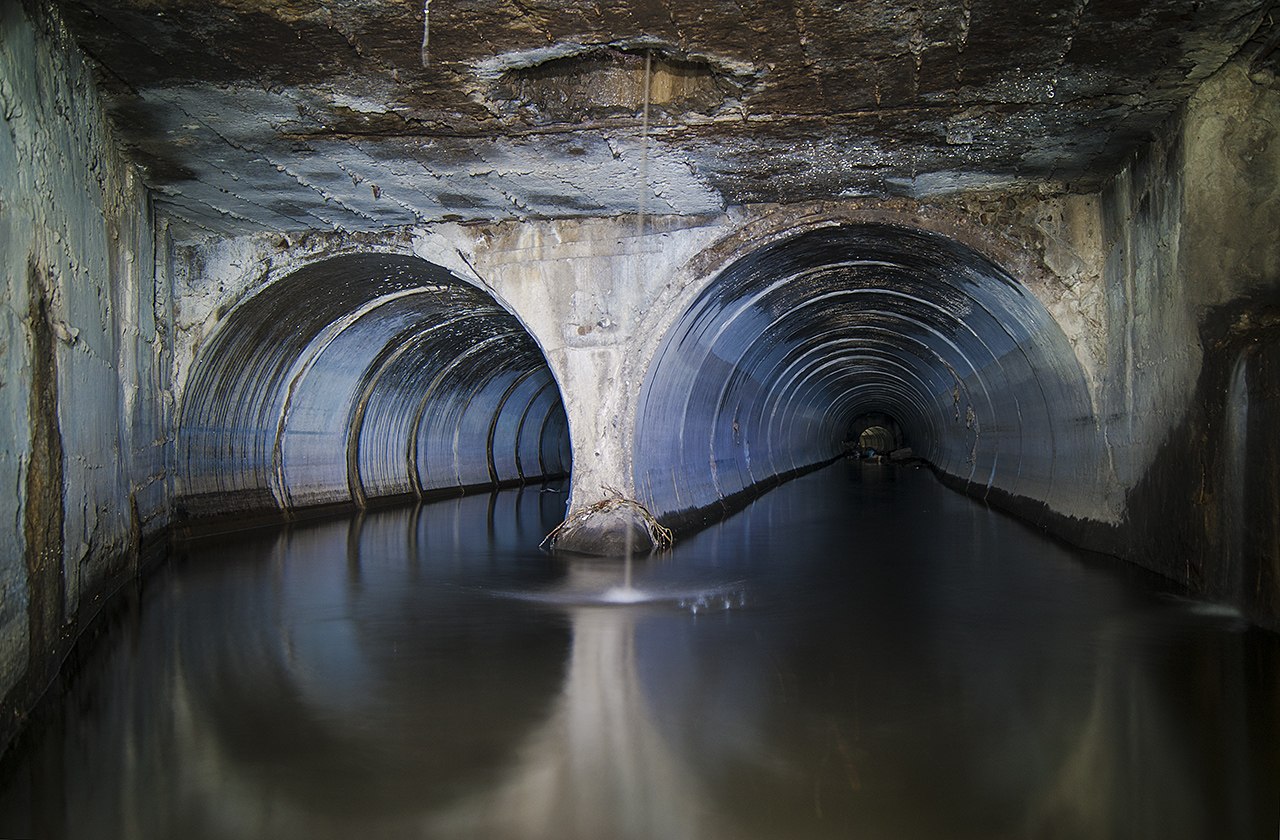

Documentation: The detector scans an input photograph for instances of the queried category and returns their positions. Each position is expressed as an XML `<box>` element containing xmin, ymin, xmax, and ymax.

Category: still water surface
<box><xmin>1</xmin><ymin>462</ymin><xmax>1277</xmax><ymax>839</ymax></box>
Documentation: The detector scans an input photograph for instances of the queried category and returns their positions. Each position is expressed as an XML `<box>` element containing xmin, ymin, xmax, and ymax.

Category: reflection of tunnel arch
<box><xmin>169</xmin><ymin>498</ymin><xmax>571</xmax><ymax>823</ymax></box>
<box><xmin>634</xmin><ymin>224</ymin><xmax>1101</xmax><ymax>527</ymax></box>
<box><xmin>177</xmin><ymin>253</ymin><xmax>570</xmax><ymax>520</ymax></box>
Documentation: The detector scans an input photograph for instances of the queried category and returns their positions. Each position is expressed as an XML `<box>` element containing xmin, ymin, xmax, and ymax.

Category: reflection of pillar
<box><xmin>429</xmin><ymin>606</ymin><xmax>713</xmax><ymax>840</ymax></box>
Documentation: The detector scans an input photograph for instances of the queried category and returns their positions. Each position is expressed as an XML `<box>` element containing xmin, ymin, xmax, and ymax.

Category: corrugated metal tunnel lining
<box><xmin>177</xmin><ymin>254</ymin><xmax>570</xmax><ymax>521</ymax></box>
<box><xmin>634</xmin><ymin>224</ymin><xmax>1101</xmax><ymax>527</ymax></box>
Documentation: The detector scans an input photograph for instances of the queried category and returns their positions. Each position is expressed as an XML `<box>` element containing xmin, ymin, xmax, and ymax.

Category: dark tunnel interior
<box><xmin>176</xmin><ymin>253</ymin><xmax>571</xmax><ymax>522</ymax></box>
<box><xmin>853</xmin><ymin>420</ymin><xmax>901</xmax><ymax>453</ymax></box>
<box><xmin>633</xmin><ymin>224</ymin><xmax>1103</xmax><ymax>526</ymax></box>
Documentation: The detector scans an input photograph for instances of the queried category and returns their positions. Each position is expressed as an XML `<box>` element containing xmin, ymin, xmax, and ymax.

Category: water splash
<box><xmin>678</xmin><ymin>590</ymin><xmax>748</xmax><ymax>615</ymax></box>
<box><xmin>515</xmin><ymin>523</ymin><xmax>746</xmax><ymax>609</ymax></box>
<box><xmin>601</xmin><ymin>586</ymin><xmax>650</xmax><ymax>604</ymax></box>
<box><xmin>501</xmin><ymin>581</ymin><xmax>747</xmax><ymax>610</ymax></box>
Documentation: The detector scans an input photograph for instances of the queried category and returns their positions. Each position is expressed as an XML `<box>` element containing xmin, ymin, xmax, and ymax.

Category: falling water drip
<box><xmin>623</xmin><ymin>514</ymin><xmax>635</xmax><ymax>594</ymax></box>
<box><xmin>420</xmin><ymin>0</ymin><xmax>431</xmax><ymax>67</ymax></box>
<box><xmin>636</xmin><ymin>48</ymin><xmax>652</xmax><ymax>238</ymax></box>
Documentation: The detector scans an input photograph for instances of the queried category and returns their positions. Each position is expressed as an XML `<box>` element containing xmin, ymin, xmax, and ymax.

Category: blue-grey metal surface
<box><xmin>178</xmin><ymin>254</ymin><xmax>568</xmax><ymax>519</ymax></box>
<box><xmin>635</xmin><ymin>224</ymin><xmax>1099</xmax><ymax>523</ymax></box>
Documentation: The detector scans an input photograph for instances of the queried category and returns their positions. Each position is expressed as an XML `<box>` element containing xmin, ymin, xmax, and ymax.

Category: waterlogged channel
<box><xmin>1</xmin><ymin>462</ymin><xmax>1277</xmax><ymax>839</ymax></box>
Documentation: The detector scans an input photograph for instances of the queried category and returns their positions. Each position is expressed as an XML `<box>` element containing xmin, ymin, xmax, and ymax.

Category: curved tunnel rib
<box><xmin>634</xmin><ymin>224</ymin><xmax>1100</xmax><ymax>529</ymax></box>
<box><xmin>177</xmin><ymin>253</ymin><xmax>570</xmax><ymax>521</ymax></box>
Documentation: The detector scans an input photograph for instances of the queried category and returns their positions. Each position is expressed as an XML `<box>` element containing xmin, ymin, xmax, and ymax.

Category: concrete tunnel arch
<box><xmin>176</xmin><ymin>253</ymin><xmax>571</xmax><ymax>522</ymax></box>
<box><xmin>633</xmin><ymin>223</ymin><xmax>1103</xmax><ymax>530</ymax></box>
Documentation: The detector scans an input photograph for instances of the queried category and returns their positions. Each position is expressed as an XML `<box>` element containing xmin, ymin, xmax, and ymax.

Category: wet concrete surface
<box><xmin>54</xmin><ymin>0</ymin><xmax>1273</xmax><ymax>235</ymax></box>
<box><xmin>0</xmin><ymin>461</ymin><xmax>1276</xmax><ymax>839</ymax></box>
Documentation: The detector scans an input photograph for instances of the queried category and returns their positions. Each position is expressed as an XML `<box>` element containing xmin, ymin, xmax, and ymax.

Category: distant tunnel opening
<box><xmin>634</xmin><ymin>224</ymin><xmax>1099</xmax><ymax>528</ymax></box>
<box><xmin>177</xmin><ymin>253</ymin><xmax>570</xmax><ymax>522</ymax></box>
<box><xmin>855</xmin><ymin>423</ymin><xmax>900</xmax><ymax>455</ymax></box>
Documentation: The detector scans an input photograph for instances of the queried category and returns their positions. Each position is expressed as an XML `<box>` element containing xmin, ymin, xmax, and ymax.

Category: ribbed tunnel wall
<box><xmin>177</xmin><ymin>254</ymin><xmax>570</xmax><ymax>521</ymax></box>
<box><xmin>634</xmin><ymin>224</ymin><xmax>1102</xmax><ymax>527</ymax></box>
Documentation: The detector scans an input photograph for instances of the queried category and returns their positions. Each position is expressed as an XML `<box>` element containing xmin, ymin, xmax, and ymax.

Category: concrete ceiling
<box><xmin>56</xmin><ymin>0</ymin><xmax>1276</xmax><ymax>238</ymax></box>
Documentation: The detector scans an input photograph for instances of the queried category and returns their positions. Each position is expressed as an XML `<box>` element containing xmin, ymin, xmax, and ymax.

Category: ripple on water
<box><xmin>497</xmin><ymin>583</ymin><xmax>748</xmax><ymax>612</ymax></box>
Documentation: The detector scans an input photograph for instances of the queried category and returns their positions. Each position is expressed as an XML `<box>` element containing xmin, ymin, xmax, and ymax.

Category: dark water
<box><xmin>1</xmin><ymin>462</ymin><xmax>1277</xmax><ymax>839</ymax></box>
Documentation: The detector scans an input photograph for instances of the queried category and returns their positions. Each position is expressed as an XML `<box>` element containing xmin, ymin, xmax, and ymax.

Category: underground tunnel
<box><xmin>633</xmin><ymin>224</ymin><xmax>1099</xmax><ymax>530</ymax></box>
<box><xmin>176</xmin><ymin>253</ymin><xmax>571</xmax><ymax>524</ymax></box>
<box><xmin>2</xmin><ymin>0</ymin><xmax>1279</xmax><ymax>836</ymax></box>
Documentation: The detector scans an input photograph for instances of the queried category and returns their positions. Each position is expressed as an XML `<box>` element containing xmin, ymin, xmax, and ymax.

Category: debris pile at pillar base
<box><xmin>543</xmin><ymin>497</ymin><xmax>673</xmax><ymax>557</ymax></box>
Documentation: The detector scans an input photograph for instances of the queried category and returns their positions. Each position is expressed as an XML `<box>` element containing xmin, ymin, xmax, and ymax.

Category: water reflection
<box><xmin>0</xmin><ymin>466</ymin><xmax>1277</xmax><ymax>839</ymax></box>
<box><xmin>430</xmin><ymin>602</ymin><xmax>714</xmax><ymax>840</ymax></box>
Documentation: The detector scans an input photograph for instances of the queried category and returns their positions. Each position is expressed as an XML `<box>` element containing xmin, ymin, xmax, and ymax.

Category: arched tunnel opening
<box><xmin>634</xmin><ymin>224</ymin><xmax>1100</xmax><ymax>530</ymax></box>
<box><xmin>176</xmin><ymin>253</ymin><xmax>571</xmax><ymax>523</ymax></box>
<box><xmin>854</xmin><ymin>423</ymin><xmax>899</xmax><ymax>455</ymax></box>
<box><xmin>849</xmin><ymin>412</ymin><xmax>904</xmax><ymax>455</ymax></box>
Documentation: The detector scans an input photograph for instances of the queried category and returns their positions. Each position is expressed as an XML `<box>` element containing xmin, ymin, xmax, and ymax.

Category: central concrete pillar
<box><xmin>413</xmin><ymin>217</ymin><xmax>729</xmax><ymax>555</ymax></box>
<box><xmin>545</xmin><ymin>345</ymin><xmax>660</xmax><ymax>554</ymax></box>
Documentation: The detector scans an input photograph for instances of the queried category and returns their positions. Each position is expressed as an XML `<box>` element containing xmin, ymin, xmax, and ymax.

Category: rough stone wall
<box><xmin>0</xmin><ymin>0</ymin><xmax>172</xmax><ymax>738</ymax></box>
<box><xmin>1093</xmin><ymin>61</ymin><xmax>1280</xmax><ymax>623</ymax></box>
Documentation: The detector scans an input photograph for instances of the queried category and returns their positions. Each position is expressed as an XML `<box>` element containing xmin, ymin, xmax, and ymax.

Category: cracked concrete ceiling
<box><xmin>54</xmin><ymin>0</ymin><xmax>1277</xmax><ymax>239</ymax></box>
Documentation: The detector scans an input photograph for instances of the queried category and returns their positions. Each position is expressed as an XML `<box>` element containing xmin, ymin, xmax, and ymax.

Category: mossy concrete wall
<box><xmin>0</xmin><ymin>0</ymin><xmax>173</xmax><ymax>744</ymax></box>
